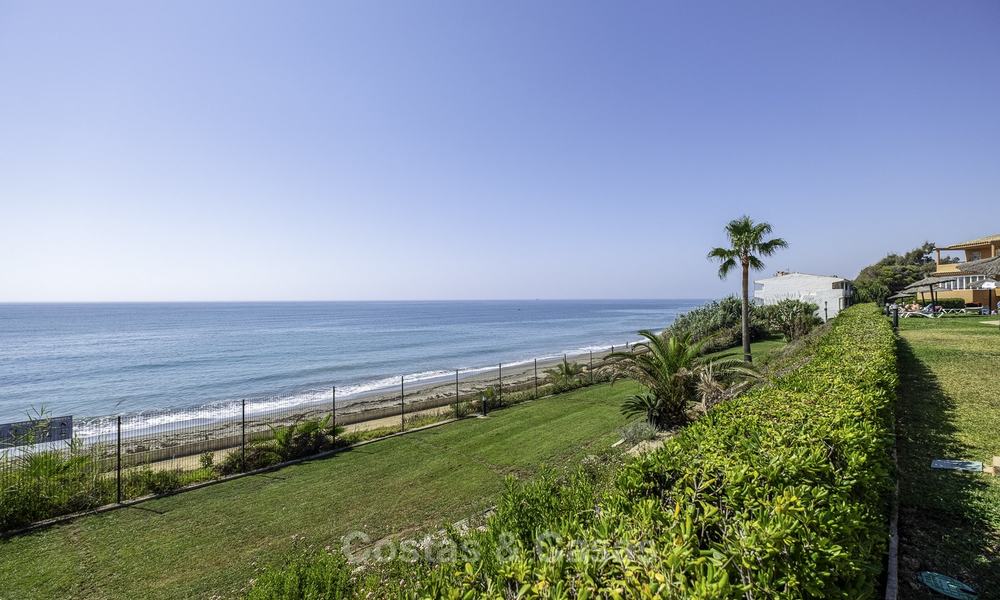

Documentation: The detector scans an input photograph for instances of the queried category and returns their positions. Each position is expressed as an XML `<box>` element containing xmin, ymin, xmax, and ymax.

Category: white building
<box><xmin>753</xmin><ymin>272</ymin><xmax>853</xmax><ymax>320</ymax></box>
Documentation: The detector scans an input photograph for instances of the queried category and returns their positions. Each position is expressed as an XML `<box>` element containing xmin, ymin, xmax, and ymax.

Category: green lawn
<box><xmin>0</xmin><ymin>381</ymin><xmax>640</xmax><ymax>600</ymax></box>
<box><xmin>708</xmin><ymin>334</ymin><xmax>787</xmax><ymax>363</ymax></box>
<box><xmin>896</xmin><ymin>317</ymin><xmax>1000</xmax><ymax>598</ymax></box>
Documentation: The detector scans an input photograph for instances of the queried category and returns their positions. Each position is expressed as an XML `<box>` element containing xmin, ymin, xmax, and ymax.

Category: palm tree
<box><xmin>708</xmin><ymin>216</ymin><xmax>787</xmax><ymax>363</ymax></box>
<box><xmin>603</xmin><ymin>331</ymin><xmax>753</xmax><ymax>428</ymax></box>
<box><xmin>543</xmin><ymin>357</ymin><xmax>584</xmax><ymax>392</ymax></box>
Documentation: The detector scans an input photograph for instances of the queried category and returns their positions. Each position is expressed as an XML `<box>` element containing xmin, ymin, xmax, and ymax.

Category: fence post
<box><xmin>400</xmin><ymin>375</ymin><xmax>405</xmax><ymax>430</ymax></box>
<box><xmin>241</xmin><ymin>399</ymin><xmax>246</xmax><ymax>469</ymax></box>
<box><xmin>116</xmin><ymin>416</ymin><xmax>122</xmax><ymax>504</ymax></box>
<box><xmin>533</xmin><ymin>358</ymin><xmax>538</xmax><ymax>397</ymax></box>
<box><xmin>455</xmin><ymin>370</ymin><xmax>460</xmax><ymax>408</ymax></box>
<box><xmin>498</xmin><ymin>363</ymin><xmax>502</xmax><ymax>406</ymax></box>
<box><xmin>590</xmin><ymin>350</ymin><xmax>594</xmax><ymax>384</ymax></box>
<box><xmin>331</xmin><ymin>386</ymin><xmax>336</xmax><ymax>432</ymax></box>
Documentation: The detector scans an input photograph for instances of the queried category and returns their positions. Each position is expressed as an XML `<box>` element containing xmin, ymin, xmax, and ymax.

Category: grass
<box><xmin>896</xmin><ymin>316</ymin><xmax>1000</xmax><ymax>598</ymax></box>
<box><xmin>707</xmin><ymin>334</ymin><xmax>787</xmax><ymax>363</ymax></box>
<box><xmin>0</xmin><ymin>381</ymin><xmax>640</xmax><ymax>600</ymax></box>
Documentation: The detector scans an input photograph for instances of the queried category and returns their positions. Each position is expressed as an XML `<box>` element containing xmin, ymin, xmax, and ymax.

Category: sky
<box><xmin>1</xmin><ymin>1</ymin><xmax>999</xmax><ymax>302</ymax></box>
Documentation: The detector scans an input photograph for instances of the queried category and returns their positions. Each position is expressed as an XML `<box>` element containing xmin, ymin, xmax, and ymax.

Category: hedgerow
<box><xmin>248</xmin><ymin>305</ymin><xmax>896</xmax><ymax>599</ymax></box>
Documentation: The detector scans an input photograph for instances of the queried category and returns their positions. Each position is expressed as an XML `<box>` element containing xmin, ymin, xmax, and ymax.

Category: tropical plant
<box><xmin>542</xmin><ymin>357</ymin><xmax>584</xmax><ymax>392</ymax></box>
<box><xmin>666</xmin><ymin>295</ymin><xmax>768</xmax><ymax>353</ymax></box>
<box><xmin>759</xmin><ymin>298</ymin><xmax>822</xmax><ymax>341</ymax></box>
<box><xmin>708</xmin><ymin>216</ymin><xmax>788</xmax><ymax>362</ymax></box>
<box><xmin>603</xmin><ymin>331</ymin><xmax>753</xmax><ymax>429</ymax></box>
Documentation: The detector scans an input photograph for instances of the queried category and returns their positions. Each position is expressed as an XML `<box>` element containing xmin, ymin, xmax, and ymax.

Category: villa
<box><xmin>932</xmin><ymin>233</ymin><xmax>1000</xmax><ymax>305</ymax></box>
<box><xmin>753</xmin><ymin>271</ymin><xmax>853</xmax><ymax>319</ymax></box>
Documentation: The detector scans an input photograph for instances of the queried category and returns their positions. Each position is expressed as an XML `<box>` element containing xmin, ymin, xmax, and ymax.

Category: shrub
<box><xmin>667</xmin><ymin>296</ymin><xmax>768</xmax><ymax>352</ymax></box>
<box><xmin>759</xmin><ymin>298</ymin><xmax>822</xmax><ymax>341</ymax></box>
<box><xmin>126</xmin><ymin>468</ymin><xmax>184</xmax><ymax>496</ymax></box>
<box><xmin>451</xmin><ymin>400</ymin><xmax>472</xmax><ymax>419</ymax></box>
<box><xmin>199</xmin><ymin>451</ymin><xmax>214</xmax><ymax>470</ymax></box>
<box><xmin>245</xmin><ymin>551</ymin><xmax>355</xmax><ymax>600</ymax></box>
<box><xmin>619</xmin><ymin>419</ymin><xmax>657</xmax><ymax>445</ymax></box>
<box><xmin>936</xmin><ymin>298</ymin><xmax>966</xmax><ymax>309</ymax></box>
<box><xmin>0</xmin><ymin>444</ymin><xmax>113</xmax><ymax>532</ymax></box>
<box><xmin>252</xmin><ymin>305</ymin><xmax>896</xmax><ymax>599</ymax></box>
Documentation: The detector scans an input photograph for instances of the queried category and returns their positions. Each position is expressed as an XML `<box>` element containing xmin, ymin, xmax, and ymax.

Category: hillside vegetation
<box><xmin>250</xmin><ymin>305</ymin><xmax>897</xmax><ymax>598</ymax></box>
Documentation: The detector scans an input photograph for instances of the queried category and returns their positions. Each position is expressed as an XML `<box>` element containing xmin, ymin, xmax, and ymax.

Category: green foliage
<box><xmin>451</xmin><ymin>400</ymin><xmax>472</xmax><ymax>419</ymax></box>
<box><xmin>758</xmin><ymin>298</ymin><xmax>822</xmax><ymax>341</ymax></box>
<box><xmin>199</xmin><ymin>451</ymin><xmax>214</xmax><ymax>470</ymax></box>
<box><xmin>214</xmin><ymin>416</ymin><xmax>345</xmax><ymax>476</ymax></box>
<box><xmin>423</xmin><ymin>305</ymin><xmax>895</xmax><ymax>598</ymax></box>
<box><xmin>666</xmin><ymin>296</ymin><xmax>768</xmax><ymax>353</ymax></box>
<box><xmin>256</xmin><ymin>305</ymin><xmax>894</xmax><ymax>599</ymax></box>
<box><xmin>604</xmin><ymin>331</ymin><xmax>753</xmax><ymax>429</ymax></box>
<box><xmin>542</xmin><ymin>358</ymin><xmax>584</xmax><ymax>392</ymax></box>
<box><xmin>126</xmin><ymin>468</ymin><xmax>184</xmax><ymax>496</ymax></box>
<box><xmin>0</xmin><ymin>443</ymin><xmax>112</xmax><ymax>532</ymax></box>
<box><xmin>619</xmin><ymin>419</ymin><xmax>658</xmax><ymax>446</ymax></box>
<box><xmin>853</xmin><ymin>241</ymin><xmax>952</xmax><ymax>302</ymax></box>
<box><xmin>245</xmin><ymin>551</ymin><xmax>355</xmax><ymax>600</ymax></box>
<box><xmin>935</xmin><ymin>297</ymin><xmax>967</xmax><ymax>309</ymax></box>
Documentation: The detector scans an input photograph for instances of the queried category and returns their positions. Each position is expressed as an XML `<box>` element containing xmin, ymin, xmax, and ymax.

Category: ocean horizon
<box><xmin>0</xmin><ymin>299</ymin><xmax>706</xmax><ymax>433</ymax></box>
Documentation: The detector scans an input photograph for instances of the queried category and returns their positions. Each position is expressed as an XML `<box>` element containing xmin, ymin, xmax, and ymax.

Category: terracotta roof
<box><xmin>938</xmin><ymin>234</ymin><xmax>1000</xmax><ymax>250</ymax></box>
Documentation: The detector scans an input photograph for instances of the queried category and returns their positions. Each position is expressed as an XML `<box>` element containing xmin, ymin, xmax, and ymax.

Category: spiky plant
<box><xmin>543</xmin><ymin>358</ymin><xmax>584</xmax><ymax>392</ymax></box>
<box><xmin>604</xmin><ymin>331</ymin><xmax>754</xmax><ymax>428</ymax></box>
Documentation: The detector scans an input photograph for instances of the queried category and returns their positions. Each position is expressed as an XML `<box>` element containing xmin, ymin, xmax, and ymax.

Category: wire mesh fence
<box><xmin>0</xmin><ymin>345</ymin><xmax>634</xmax><ymax>533</ymax></box>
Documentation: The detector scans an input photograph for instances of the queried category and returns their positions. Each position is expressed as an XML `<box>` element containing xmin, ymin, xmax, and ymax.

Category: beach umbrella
<box><xmin>900</xmin><ymin>276</ymin><xmax>956</xmax><ymax>307</ymax></box>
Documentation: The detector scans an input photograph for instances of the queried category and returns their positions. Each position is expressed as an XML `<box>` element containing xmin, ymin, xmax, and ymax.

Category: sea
<box><xmin>0</xmin><ymin>300</ymin><xmax>704</xmax><ymax>436</ymax></box>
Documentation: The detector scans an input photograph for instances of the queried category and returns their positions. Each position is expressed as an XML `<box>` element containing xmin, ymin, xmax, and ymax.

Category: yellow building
<box><xmin>933</xmin><ymin>234</ymin><xmax>1000</xmax><ymax>305</ymax></box>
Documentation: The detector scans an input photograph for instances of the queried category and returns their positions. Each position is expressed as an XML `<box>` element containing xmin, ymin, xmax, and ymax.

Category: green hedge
<box><xmin>249</xmin><ymin>305</ymin><xmax>897</xmax><ymax>599</ymax></box>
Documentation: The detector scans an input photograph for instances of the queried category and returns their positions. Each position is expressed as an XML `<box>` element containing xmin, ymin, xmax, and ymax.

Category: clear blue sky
<box><xmin>2</xmin><ymin>1</ymin><xmax>998</xmax><ymax>301</ymax></box>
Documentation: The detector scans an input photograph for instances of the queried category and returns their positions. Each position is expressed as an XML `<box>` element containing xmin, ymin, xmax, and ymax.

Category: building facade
<box><xmin>932</xmin><ymin>234</ymin><xmax>1000</xmax><ymax>305</ymax></box>
<box><xmin>753</xmin><ymin>272</ymin><xmax>853</xmax><ymax>319</ymax></box>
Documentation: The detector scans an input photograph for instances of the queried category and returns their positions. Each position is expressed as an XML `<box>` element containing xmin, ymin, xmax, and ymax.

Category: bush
<box><xmin>0</xmin><ymin>444</ymin><xmax>113</xmax><ymax>532</ymax></box>
<box><xmin>199</xmin><ymin>452</ymin><xmax>214</xmax><ymax>470</ymax></box>
<box><xmin>451</xmin><ymin>400</ymin><xmax>472</xmax><ymax>419</ymax></box>
<box><xmin>619</xmin><ymin>419</ymin><xmax>657</xmax><ymax>445</ymax></box>
<box><xmin>252</xmin><ymin>305</ymin><xmax>896</xmax><ymax>598</ymax></box>
<box><xmin>759</xmin><ymin>298</ymin><xmax>822</xmax><ymax>341</ymax></box>
<box><xmin>936</xmin><ymin>298</ymin><xmax>967</xmax><ymax>309</ymax></box>
<box><xmin>126</xmin><ymin>468</ymin><xmax>183</xmax><ymax>496</ymax></box>
<box><xmin>245</xmin><ymin>551</ymin><xmax>355</xmax><ymax>600</ymax></box>
<box><xmin>667</xmin><ymin>296</ymin><xmax>768</xmax><ymax>353</ymax></box>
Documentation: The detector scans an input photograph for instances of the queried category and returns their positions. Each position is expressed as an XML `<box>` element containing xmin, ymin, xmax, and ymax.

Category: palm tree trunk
<box><xmin>741</xmin><ymin>263</ymin><xmax>752</xmax><ymax>363</ymax></box>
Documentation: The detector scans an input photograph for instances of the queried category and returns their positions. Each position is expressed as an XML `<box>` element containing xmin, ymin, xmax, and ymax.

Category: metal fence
<box><xmin>0</xmin><ymin>344</ymin><xmax>632</xmax><ymax>534</ymax></box>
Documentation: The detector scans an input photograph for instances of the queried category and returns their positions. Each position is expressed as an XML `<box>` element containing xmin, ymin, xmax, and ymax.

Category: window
<box><xmin>832</xmin><ymin>281</ymin><xmax>845</xmax><ymax>289</ymax></box>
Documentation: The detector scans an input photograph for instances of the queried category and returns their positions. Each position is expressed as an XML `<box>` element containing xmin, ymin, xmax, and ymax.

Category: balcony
<box><xmin>935</xmin><ymin>263</ymin><xmax>962</xmax><ymax>274</ymax></box>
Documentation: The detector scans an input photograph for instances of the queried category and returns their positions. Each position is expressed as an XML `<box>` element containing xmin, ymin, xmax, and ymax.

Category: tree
<box><xmin>852</xmin><ymin>241</ymin><xmax>954</xmax><ymax>303</ymax></box>
<box><xmin>603</xmin><ymin>331</ymin><xmax>754</xmax><ymax>429</ymax></box>
<box><xmin>707</xmin><ymin>217</ymin><xmax>788</xmax><ymax>363</ymax></box>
